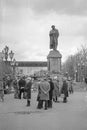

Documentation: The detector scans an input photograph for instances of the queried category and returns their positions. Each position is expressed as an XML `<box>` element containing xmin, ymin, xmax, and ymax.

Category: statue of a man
<box><xmin>49</xmin><ymin>25</ymin><xmax>59</xmax><ymax>50</ymax></box>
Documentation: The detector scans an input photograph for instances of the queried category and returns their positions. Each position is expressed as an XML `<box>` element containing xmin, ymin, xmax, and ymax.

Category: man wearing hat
<box><xmin>49</xmin><ymin>25</ymin><xmax>59</xmax><ymax>50</ymax></box>
<box><xmin>38</xmin><ymin>78</ymin><xmax>50</xmax><ymax>110</ymax></box>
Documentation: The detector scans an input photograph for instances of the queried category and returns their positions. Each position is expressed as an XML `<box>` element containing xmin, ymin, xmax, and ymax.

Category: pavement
<box><xmin>0</xmin><ymin>91</ymin><xmax>87</xmax><ymax>130</ymax></box>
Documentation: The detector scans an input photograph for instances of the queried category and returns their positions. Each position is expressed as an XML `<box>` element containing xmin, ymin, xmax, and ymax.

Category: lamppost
<box><xmin>1</xmin><ymin>46</ymin><xmax>16</xmax><ymax>82</ymax></box>
<box><xmin>4</xmin><ymin>46</ymin><xmax>9</xmax><ymax>61</ymax></box>
<box><xmin>9</xmin><ymin>50</ymin><xmax>14</xmax><ymax>61</ymax></box>
<box><xmin>10</xmin><ymin>58</ymin><xmax>18</xmax><ymax>79</ymax></box>
<box><xmin>2</xmin><ymin>46</ymin><xmax>14</xmax><ymax>62</ymax></box>
<box><xmin>1</xmin><ymin>50</ymin><xmax>5</xmax><ymax>61</ymax></box>
<box><xmin>10</xmin><ymin>58</ymin><xmax>16</xmax><ymax>79</ymax></box>
<box><xmin>81</xmin><ymin>63</ymin><xmax>85</xmax><ymax>82</ymax></box>
<box><xmin>77</xmin><ymin>63</ymin><xmax>80</xmax><ymax>82</ymax></box>
<box><xmin>75</xmin><ymin>70</ymin><xmax>78</xmax><ymax>82</ymax></box>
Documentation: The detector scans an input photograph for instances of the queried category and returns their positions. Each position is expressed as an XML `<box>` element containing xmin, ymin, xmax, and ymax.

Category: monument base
<box><xmin>47</xmin><ymin>50</ymin><xmax>62</xmax><ymax>73</ymax></box>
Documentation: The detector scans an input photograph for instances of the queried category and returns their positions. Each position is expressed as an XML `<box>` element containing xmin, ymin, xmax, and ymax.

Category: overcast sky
<box><xmin>0</xmin><ymin>0</ymin><xmax>87</xmax><ymax>62</ymax></box>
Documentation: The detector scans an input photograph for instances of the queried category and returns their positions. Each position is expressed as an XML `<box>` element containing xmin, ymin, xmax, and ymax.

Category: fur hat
<box><xmin>51</xmin><ymin>25</ymin><xmax>55</xmax><ymax>28</ymax></box>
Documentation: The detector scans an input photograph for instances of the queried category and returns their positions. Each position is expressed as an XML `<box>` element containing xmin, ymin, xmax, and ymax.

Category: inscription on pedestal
<box><xmin>50</xmin><ymin>58</ymin><xmax>58</xmax><ymax>72</ymax></box>
<box><xmin>47</xmin><ymin>50</ymin><xmax>62</xmax><ymax>73</ymax></box>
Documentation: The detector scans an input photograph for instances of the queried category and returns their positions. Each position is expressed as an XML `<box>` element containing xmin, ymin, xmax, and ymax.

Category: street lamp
<box><xmin>10</xmin><ymin>58</ymin><xmax>16</xmax><ymax>79</ymax></box>
<box><xmin>10</xmin><ymin>58</ymin><xmax>18</xmax><ymax>79</ymax></box>
<box><xmin>81</xmin><ymin>63</ymin><xmax>85</xmax><ymax>82</ymax></box>
<box><xmin>77</xmin><ymin>63</ymin><xmax>80</xmax><ymax>82</ymax></box>
<box><xmin>84</xmin><ymin>56</ymin><xmax>87</xmax><ymax>78</ymax></box>
<box><xmin>2</xmin><ymin>46</ymin><xmax>14</xmax><ymax>62</ymax></box>
<box><xmin>9</xmin><ymin>50</ymin><xmax>14</xmax><ymax>61</ymax></box>
<box><xmin>75</xmin><ymin>70</ymin><xmax>77</xmax><ymax>82</ymax></box>
<box><xmin>1</xmin><ymin>50</ymin><xmax>5</xmax><ymax>60</ymax></box>
<box><xmin>4</xmin><ymin>46</ymin><xmax>9</xmax><ymax>61</ymax></box>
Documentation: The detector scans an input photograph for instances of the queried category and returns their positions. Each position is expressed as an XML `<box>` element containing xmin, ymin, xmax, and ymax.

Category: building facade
<box><xmin>15</xmin><ymin>61</ymin><xmax>47</xmax><ymax>76</ymax></box>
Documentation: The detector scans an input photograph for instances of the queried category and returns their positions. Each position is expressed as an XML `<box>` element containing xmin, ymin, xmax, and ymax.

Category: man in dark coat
<box><xmin>0</xmin><ymin>79</ymin><xmax>4</xmax><ymax>102</ymax></box>
<box><xmin>25</xmin><ymin>77</ymin><xmax>32</xmax><ymax>106</ymax></box>
<box><xmin>85</xmin><ymin>77</ymin><xmax>87</xmax><ymax>84</ymax></box>
<box><xmin>37</xmin><ymin>82</ymin><xmax>42</xmax><ymax>109</ymax></box>
<box><xmin>61</xmin><ymin>78</ymin><xmax>68</xmax><ymax>103</ymax></box>
<box><xmin>85</xmin><ymin>77</ymin><xmax>87</xmax><ymax>90</ymax></box>
<box><xmin>37</xmin><ymin>78</ymin><xmax>50</xmax><ymax>110</ymax></box>
<box><xmin>18</xmin><ymin>77</ymin><xmax>26</xmax><ymax>99</ymax></box>
<box><xmin>53</xmin><ymin>77</ymin><xmax>59</xmax><ymax>102</ymax></box>
<box><xmin>48</xmin><ymin>78</ymin><xmax>54</xmax><ymax>108</ymax></box>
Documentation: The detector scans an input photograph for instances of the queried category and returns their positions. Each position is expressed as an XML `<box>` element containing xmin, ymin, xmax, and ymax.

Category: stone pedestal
<box><xmin>47</xmin><ymin>50</ymin><xmax>62</xmax><ymax>73</ymax></box>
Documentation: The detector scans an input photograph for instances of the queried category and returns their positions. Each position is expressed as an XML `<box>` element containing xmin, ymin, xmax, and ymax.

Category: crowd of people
<box><xmin>0</xmin><ymin>74</ymin><xmax>74</xmax><ymax>110</ymax></box>
<box><xmin>36</xmin><ymin>76</ymin><xmax>73</xmax><ymax>110</ymax></box>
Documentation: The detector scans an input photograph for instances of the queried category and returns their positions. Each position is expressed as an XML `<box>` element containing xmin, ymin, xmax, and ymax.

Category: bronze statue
<box><xmin>49</xmin><ymin>25</ymin><xmax>59</xmax><ymax>50</ymax></box>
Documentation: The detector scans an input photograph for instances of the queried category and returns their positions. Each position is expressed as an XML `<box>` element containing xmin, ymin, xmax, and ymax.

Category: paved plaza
<box><xmin>0</xmin><ymin>91</ymin><xmax>87</xmax><ymax>130</ymax></box>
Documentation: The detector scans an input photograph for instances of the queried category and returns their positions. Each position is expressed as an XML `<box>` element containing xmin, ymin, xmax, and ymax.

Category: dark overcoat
<box><xmin>25</xmin><ymin>81</ymin><xmax>32</xmax><ymax>99</ymax></box>
<box><xmin>18</xmin><ymin>79</ymin><xmax>26</xmax><ymax>89</ymax></box>
<box><xmin>53</xmin><ymin>80</ymin><xmax>59</xmax><ymax>97</ymax></box>
<box><xmin>39</xmin><ymin>80</ymin><xmax>50</xmax><ymax>100</ymax></box>
<box><xmin>49</xmin><ymin>80</ymin><xmax>54</xmax><ymax>100</ymax></box>
<box><xmin>61</xmin><ymin>81</ymin><xmax>68</xmax><ymax>97</ymax></box>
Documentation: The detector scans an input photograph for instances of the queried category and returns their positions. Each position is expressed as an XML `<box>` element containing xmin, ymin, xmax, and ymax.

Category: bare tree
<box><xmin>62</xmin><ymin>44</ymin><xmax>87</xmax><ymax>81</ymax></box>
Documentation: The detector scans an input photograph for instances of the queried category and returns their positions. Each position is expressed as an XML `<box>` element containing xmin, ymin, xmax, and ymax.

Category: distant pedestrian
<box><xmin>61</xmin><ymin>78</ymin><xmax>68</xmax><ymax>103</ymax></box>
<box><xmin>85</xmin><ymin>77</ymin><xmax>87</xmax><ymax>90</ymax></box>
<box><xmin>13</xmin><ymin>78</ymin><xmax>19</xmax><ymax>99</ymax></box>
<box><xmin>0</xmin><ymin>79</ymin><xmax>4</xmax><ymax>102</ymax></box>
<box><xmin>85</xmin><ymin>77</ymin><xmax>87</xmax><ymax>84</ymax></box>
<box><xmin>25</xmin><ymin>77</ymin><xmax>32</xmax><ymax>107</ymax></box>
<box><xmin>68</xmin><ymin>78</ymin><xmax>73</xmax><ymax>94</ymax></box>
<box><xmin>53</xmin><ymin>77</ymin><xmax>59</xmax><ymax>102</ymax></box>
<box><xmin>6</xmin><ymin>76</ymin><xmax>12</xmax><ymax>93</ymax></box>
<box><xmin>37</xmin><ymin>80</ymin><xmax>42</xmax><ymax>109</ymax></box>
<box><xmin>3</xmin><ymin>77</ymin><xmax>7</xmax><ymax>94</ymax></box>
